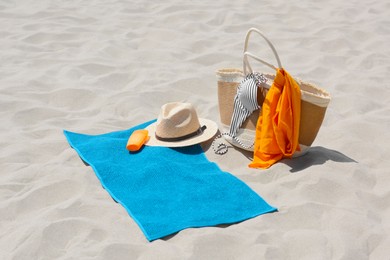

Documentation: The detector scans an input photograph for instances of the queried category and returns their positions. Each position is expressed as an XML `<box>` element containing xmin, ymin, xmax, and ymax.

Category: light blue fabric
<box><xmin>63</xmin><ymin>120</ymin><xmax>276</xmax><ymax>241</ymax></box>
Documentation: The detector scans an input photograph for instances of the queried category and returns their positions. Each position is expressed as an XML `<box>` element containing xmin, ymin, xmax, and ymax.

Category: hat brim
<box><xmin>145</xmin><ymin>118</ymin><xmax>218</xmax><ymax>147</ymax></box>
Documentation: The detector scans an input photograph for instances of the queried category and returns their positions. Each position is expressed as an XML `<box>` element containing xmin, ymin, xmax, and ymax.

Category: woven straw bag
<box><xmin>216</xmin><ymin>28</ymin><xmax>331</xmax><ymax>156</ymax></box>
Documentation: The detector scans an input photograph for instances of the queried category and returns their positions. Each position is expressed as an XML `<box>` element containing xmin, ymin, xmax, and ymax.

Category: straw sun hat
<box><xmin>145</xmin><ymin>102</ymin><xmax>218</xmax><ymax>147</ymax></box>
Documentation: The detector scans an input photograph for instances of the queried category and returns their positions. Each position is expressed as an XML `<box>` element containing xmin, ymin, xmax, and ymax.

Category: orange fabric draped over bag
<box><xmin>249</xmin><ymin>68</ymin><xmax>301</xmax><ymax>169</ymax></box>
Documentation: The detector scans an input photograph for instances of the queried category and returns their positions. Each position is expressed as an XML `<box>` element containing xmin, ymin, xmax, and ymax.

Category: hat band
<box><xmin>155</xmin><ymin>125</ymin><xmax>207</xmax><ymax>142</ymax></box>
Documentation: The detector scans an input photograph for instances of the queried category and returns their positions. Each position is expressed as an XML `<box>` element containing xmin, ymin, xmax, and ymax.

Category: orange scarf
<box><xmin>249</xmin><ymin>68</ymin><xmax>301</xmax><ymax>169</ymax></box>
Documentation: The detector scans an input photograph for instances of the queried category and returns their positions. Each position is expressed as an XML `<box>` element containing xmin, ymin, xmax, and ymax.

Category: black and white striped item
<box><xmin>229</xmin><ymin>72</ymin><xmax>267</xmax><ymax>137</ymax></box>
<box><xmin>212</xmin><ymin>133</ymin><xmax>254</xmax><ymax>155</ymax></box>
<box><xmin>213</xmin><ymin>72</ymin><xmax>267</xmax><ymax>154</ymax></box>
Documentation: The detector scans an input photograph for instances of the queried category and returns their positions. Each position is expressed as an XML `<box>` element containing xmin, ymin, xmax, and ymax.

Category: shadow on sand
<box><xmin>283</xmin><ymin>146</ymin><xmax>357</xmax><ymax>173</ymax></box>
<box><xmin>203</xmin><ymin>136</ymin><xmax>357</xmax><ymax>173</ymax></box>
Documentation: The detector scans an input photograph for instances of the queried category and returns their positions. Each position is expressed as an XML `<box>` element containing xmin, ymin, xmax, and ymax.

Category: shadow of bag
<box><xmin>216</xmin><ymin>28</ymin><xmax>331</xmax><ymax>156</ymax></box>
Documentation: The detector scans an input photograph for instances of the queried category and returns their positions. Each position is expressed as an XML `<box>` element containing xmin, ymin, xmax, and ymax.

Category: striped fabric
<box><xmin>212</xmin><ymin>132</ymin><xmax>254</xmax><ymax>154</ymax></box>
<box><xmin>212</xmin><ymin>72</ymin><xmax>267</xmax><ymax>154</ymax></box>
<box><xmin>229</xmin><ymin>72</ymin><xmax>267</xmax><ymax>137</ymax></box>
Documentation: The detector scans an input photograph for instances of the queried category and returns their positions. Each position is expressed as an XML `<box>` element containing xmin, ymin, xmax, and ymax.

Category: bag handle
<box><xmin>243</xmin><ymin>28</ymin><xmax>282</xmax><ymax>75</ymax></box>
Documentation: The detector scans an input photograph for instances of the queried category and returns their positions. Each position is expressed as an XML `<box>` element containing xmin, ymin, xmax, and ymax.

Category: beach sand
<box><xmin>1</xmin><ymin>0</ymin><xmax>389</xmax><ymax>259</ymax></box>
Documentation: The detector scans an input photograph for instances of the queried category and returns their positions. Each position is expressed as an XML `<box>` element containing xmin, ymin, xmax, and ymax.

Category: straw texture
<box><xmin>217</xmin><ymin>70</ymin><xmax>331</xmax><ymax>150</ymax></box>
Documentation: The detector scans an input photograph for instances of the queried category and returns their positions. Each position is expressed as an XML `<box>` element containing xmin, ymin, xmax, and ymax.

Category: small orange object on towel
<box><xmin>249</xmin><ymin>68</ymin><xmax>301</xmax><ymax>169</ymax></box>
<box><xmin>126</xmin><ymin>129</ymin><xmax>149</xmax><ymax>152</ymax></box>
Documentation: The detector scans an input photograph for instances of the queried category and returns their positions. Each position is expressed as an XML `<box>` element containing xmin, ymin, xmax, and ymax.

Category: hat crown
<box><xmin>156</xmin><ymin>102</ymin><xmax>201</xmax><ymax>139</ymax></box>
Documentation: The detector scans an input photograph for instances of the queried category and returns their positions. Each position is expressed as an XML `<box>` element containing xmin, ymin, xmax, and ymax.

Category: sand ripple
<box><xmin>1</xmin><ymin>0</ymin><xmax>390</xmax><ymax>259</ymax></box>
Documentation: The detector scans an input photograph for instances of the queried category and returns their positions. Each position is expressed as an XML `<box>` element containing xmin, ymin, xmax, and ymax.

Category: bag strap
<box><xmin>243</xmin><ymin>28</ymin><xmax>282</xmax><ymax>75</ymax></box>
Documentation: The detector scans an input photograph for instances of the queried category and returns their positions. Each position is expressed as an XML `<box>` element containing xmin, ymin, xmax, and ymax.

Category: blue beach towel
<box><xmin>64</xmin><ymin>120</ymin><xmax>276</xmax><ymax>241</ymax></box>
